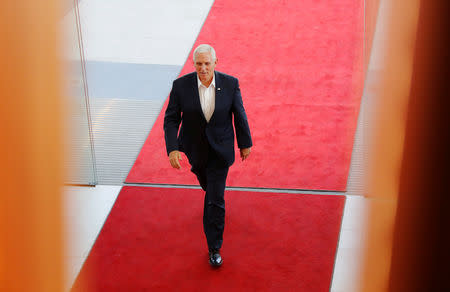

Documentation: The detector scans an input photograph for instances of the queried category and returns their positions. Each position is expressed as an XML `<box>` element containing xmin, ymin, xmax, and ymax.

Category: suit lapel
<box><xmin>193</xmin><ymin>71</ymin><xmax>222</xmax><ymax>123</ymax></box>
<box><xmin>192</xmin><ymin>73</ymin><xmax>207</xmax><ymax>121</ymax></box>
<box><xmin>208</xmin><ymin>71</ymin><xmax>222</xmax><ymax>123</ymax></box>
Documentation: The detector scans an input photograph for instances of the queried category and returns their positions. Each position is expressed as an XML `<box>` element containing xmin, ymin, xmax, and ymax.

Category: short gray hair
<box><xmin>193</xmin><ymin>44</ymin><xmax>217</xmax><ymax>62</ymax></box>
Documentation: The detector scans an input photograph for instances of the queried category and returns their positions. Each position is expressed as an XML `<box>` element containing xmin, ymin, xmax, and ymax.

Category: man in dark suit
<box><xmin>164</xmin><ymin>44</ymin><xmax>252</xmax><ymax>267</ymax></box>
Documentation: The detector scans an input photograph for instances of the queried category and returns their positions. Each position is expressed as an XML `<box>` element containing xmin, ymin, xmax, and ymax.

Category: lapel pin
<box><xmin>218</xmin><ymin>88</ymin><xmax>221</xmax><ymax>91</ymax></box>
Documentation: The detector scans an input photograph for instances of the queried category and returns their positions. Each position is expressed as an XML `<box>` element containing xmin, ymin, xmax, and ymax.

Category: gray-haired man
<box><xmin>164</xmin><ymin>44</ymin><xmax>252</xmax><ymax>267</ymax></box>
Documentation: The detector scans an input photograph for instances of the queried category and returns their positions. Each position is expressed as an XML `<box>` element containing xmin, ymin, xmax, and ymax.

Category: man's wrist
<box><xmin>168</xmin><ymin>149</ymin><xmax>179</xmax><ymax>156</ymax></box>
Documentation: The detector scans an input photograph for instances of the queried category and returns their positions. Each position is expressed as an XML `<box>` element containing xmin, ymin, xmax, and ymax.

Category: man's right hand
<box><xmin>168</xmin><ymin>150</ymin><xmax>182</xmax><ymax>169</ymax></box>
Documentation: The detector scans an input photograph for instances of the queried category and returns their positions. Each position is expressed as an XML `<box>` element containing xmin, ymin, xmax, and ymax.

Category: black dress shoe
<box><xmin>208</xmin><ymin>249</ymin><xmax>223</xmax><ymax>267</ymax></box>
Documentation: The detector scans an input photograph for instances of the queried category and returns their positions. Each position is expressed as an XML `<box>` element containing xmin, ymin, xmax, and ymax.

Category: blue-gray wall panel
<box><xmin>85</xmin><ymin>61</ymin><xmax>182</xmax><ymax>100</ymax></box>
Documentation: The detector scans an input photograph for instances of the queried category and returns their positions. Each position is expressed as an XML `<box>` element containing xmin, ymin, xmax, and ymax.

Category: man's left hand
<box><xmin>240</xmin><ymin>147</ymin><xmax>251</xmax><ymax>161</ymax></box>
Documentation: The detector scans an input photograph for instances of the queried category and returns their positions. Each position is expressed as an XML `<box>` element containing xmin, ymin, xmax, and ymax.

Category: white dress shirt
<box><xmin>197</xmin><ymin>75</ymin><xmax>216</xmax><ymax>122</ymax></box>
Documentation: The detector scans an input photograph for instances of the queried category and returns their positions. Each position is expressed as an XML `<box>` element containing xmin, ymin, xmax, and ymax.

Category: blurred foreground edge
<box><xmin>0</xmin><ymin>1</ymin><xmax>66</xmax><ymax>292</ymax></box>
<box><xmin>362</xmin><ymin>0</ymin><xmax>450</xmax><ymax>291</ymax></box>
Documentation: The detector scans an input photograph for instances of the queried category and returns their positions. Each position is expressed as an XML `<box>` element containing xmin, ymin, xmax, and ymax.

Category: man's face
<box><xmin>194</xmin><ymin>52</ymin><xmax>217</xmax><ymax>84</ymax></box>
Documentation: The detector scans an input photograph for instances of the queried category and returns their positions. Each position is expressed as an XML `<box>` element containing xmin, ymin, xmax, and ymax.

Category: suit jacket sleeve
<box><xmin>163</xmin><ymin>81</ymin><xmax>181</xmax><ymax>156</ymax></box>
<box><xmin>232</xmin><ymin>79</ymin><xmax>253</xmax><ymax>149</ymax></box>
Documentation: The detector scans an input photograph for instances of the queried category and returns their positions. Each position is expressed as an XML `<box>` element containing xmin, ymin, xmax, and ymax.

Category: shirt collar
<box><xmin>197</xmin><ymin>73</ymin><xmax>216</xmax><ymax>89</ymax></box>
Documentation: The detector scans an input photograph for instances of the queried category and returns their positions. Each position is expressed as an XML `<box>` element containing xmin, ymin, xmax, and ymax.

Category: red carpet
<box><xmin>72</xmin><ymin>186</ymin><xmax>345</xmax><ymax>292</ymax></box>
<box><xmin>126</xmin><ymin>0</ymin><xmax>364</xmax><ymax>191</ymax></box>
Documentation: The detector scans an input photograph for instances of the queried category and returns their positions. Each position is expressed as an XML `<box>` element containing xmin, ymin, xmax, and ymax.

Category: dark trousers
<box><xmin>191</xmin><ymin>147</ymin><xmax>229</xmax><ymax>251</ymax></box>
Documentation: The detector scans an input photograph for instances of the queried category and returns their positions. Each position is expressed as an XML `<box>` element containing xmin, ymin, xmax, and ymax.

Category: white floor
<box><xmin>63</xmin><ymin>185</ymin><xmax>122</xmax><ymax>291</ymax></box>
<box><xmin>63</xmin><ymin>0</ymin><xmax>215</xmax><ymax>65</ymax></box>
<box><xmin>63</xmin><ymin>186</ymin><xmax>368</xmax><ymax>292</ymax></box>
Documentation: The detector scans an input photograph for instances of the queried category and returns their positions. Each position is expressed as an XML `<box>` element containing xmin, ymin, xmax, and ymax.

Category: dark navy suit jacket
<box><xmin>164</xmin><ymin>71</ymin><xmax>252</xmax><ymax>167</ymax></box>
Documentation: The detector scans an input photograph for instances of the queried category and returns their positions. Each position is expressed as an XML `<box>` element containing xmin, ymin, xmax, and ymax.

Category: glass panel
<box><xmin>62</xmin><ymin>0</ymin><xmax>97</xmax><ymax>185</ymax></box>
